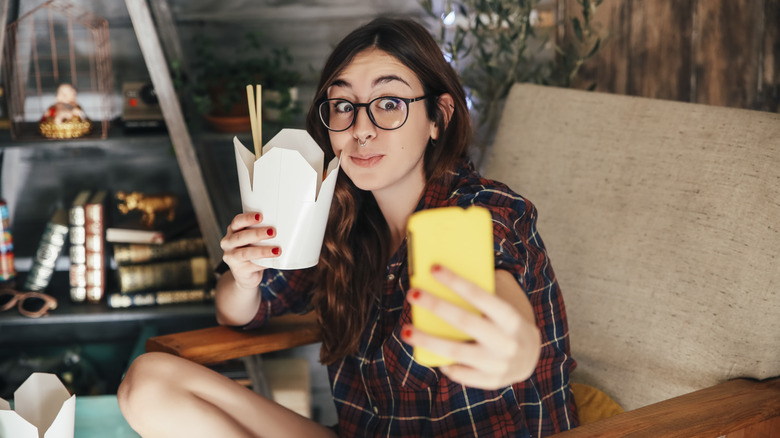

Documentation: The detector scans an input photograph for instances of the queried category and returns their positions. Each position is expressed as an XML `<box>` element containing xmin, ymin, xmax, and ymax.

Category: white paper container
<box><xmin>234</xmin><ymin>129</ymin><xmax>340</xmax><ymax>270</ymax></box>
<box><xmin>0</xmin><ymin>372</ymin><xmax>76</xmax><ymax>438</ymax></box>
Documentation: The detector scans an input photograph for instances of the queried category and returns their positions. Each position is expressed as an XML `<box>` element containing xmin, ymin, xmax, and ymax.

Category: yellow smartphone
<box><xmin>407</xmin><ymin>206</ymin><xmax>495</xmax><ymax>367</ymax></box>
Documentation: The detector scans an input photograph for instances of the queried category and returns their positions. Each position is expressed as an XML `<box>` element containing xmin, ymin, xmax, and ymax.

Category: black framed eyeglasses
<box><xmin>318</xmin><ymin>95</ymin><xmax>428</xmax><ymax>132</ymax></box>
<box><xmin>0</xmin><ymin>288</ymin><xmax>58</xmax><ymax>318</ymax></box>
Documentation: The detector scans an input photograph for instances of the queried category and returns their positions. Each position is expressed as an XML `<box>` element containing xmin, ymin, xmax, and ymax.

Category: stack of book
<box><xmin>107</xmin><ymin>236</ymin><xmax>215</xmax><ymax>308</ymax></box>
<box><xmin>23</xmin><ymin>189</ymin><xmax>214</xmax><ymax>308</ymax></box>
<box><xmin>69</xmin><ymin>189</ymin><xmax>108</xmax><ymax>303</ymax></box>
<box><xmin>24</xmin><ymin>208</ymin><xmax>69</xmax><ymax>292</ymax></box>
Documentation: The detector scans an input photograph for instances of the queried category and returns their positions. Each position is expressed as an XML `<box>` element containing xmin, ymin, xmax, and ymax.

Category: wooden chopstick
<box><xmin>246</xmin><ymin>84</ymin><xmax>263</xmax><ymax>160</ymax></box>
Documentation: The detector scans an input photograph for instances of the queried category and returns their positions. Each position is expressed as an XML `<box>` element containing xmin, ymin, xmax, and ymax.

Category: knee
<box><xmin>118</xmin><ymin>352</ymin><xmax>180</xmax><ymax>419</ymax></box>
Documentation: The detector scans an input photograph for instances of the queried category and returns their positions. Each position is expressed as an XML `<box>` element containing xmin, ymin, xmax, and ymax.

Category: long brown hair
<box><xmin>306</xmin><ymin>17</ymin><xmax>472</xmax><ymax>364</ymax></box>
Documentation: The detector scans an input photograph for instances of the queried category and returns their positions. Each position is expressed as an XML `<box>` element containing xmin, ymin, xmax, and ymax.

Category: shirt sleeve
<box><xmin>486</xmin><ymin>194</ymin><xmax>544</xmax><ymax>292</ymax></box>
<box><xmin>459</xmin><ymin>185</ymin><xmax>578</xmax><ymax>432</ymax></box>
<box><xmin>240</xmin><ymin>267</ymin><xmax>316</xmax><ymax>330</ymax></box>
<box><xmin>452</xmin><ymin>184</ymin><xmax>537</xmax><ymax>285</ymax></box>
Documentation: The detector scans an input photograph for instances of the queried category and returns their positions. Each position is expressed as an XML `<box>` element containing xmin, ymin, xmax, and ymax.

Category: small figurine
<box><xmin>39</xmin><ymin>83</ymin><xmax>92</xmax><ymax>139</ymax></box>
<box><xmin>116</xmin><ymin>191</ymin><xmax>178</xmax><ymax>228</ymax></box>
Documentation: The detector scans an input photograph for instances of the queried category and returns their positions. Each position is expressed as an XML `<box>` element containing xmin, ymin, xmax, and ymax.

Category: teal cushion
<box><xmin>76</xmin><ymin>395</ymin><xmax>139</xmax><ymax>438</ymax></box>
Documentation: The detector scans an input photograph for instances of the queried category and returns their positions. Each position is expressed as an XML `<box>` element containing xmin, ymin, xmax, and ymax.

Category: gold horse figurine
<box><xmin>116</xmin><ymin>191</ymin><xmax>178</xmax><ymax>227</ymax></box>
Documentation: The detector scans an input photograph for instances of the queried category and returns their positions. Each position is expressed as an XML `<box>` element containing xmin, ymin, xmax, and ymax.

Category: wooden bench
<box><xmin>147</xmin><ymin>83</ymin><xmax>780</xmax><ymax>435</ymax></box>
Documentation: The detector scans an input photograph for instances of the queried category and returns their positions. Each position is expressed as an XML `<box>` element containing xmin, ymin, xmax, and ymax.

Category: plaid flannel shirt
<box><xmin>243</xmin><ymin>160</ymin><xmax>578</xmax><ymax>437</ymax></box>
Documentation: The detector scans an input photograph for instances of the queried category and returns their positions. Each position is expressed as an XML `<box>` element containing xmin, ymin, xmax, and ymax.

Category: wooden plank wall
<box><xmin>562</xmin><ymin>0</ymin><xmax>779</xmax><ymax>112</ymax></box>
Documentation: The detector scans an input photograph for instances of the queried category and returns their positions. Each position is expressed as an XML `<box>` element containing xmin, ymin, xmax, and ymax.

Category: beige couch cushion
<box><xmin>484</xmin><ymin>83</ymin><xmax>780</xmax><ymax>411</ymax></box>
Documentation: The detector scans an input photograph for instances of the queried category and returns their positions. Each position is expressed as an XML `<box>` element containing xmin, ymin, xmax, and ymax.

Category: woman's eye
<box><xmin>334</xmin><ymin>101</ymin><xmax>353</xmax><ymax>113</ymax></box>
<box><xmin>375</xmin><ymin>98</ymin><xmax>402</xmax><ymax>112</ymax></box>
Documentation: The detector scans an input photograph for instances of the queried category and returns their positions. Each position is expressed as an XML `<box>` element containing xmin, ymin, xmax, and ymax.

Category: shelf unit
<box><xmin>0</xmin><ymin>0</ymin><xmax>234</xmax><ymax>363</ymax></box>
<box><xmin>0</xmin><ymin>126</ymin><xmax>237</xmax><ymax>342</ymax></box>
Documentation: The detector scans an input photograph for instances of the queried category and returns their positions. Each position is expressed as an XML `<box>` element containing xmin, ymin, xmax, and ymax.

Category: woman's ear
<box><xmin>430</xmin><ymin>93</ymin><xmax>455</xmax><ymax>140</ymax></box>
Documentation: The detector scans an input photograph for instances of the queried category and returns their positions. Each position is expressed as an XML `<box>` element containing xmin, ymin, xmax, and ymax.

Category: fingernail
<box><xmin>431</xmin><ymin>264</ymin><xmax>442</xmax><ymax>273</ymax></box>
<box><xmin>402</xmin><ymin>328</ymin><xmax>413</xmax><ymax>339</ymax></box>
<box><xmin>410</xmin><ymin>289</ymin><xmax>421</xmax><ymax>300</ymax></box>
<box><xmin>267</xmin><ymin>228</ymin><xmax>274</xmax><ymax>236</ymax></box>
<box><xmin>255</xmin><ymin>213</ymin><xmax>260</xmax><ymax>221</ymax></box>
<box><xmin>271</xmin><ymin>247</ymin><xmax>280</xmax><ymax>255</ymax></box>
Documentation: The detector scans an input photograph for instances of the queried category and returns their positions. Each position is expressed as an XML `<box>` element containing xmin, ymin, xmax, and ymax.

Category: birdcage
<box><xmin>2</xmin><ymin>0</ymin><xmax>112</xmax><ymax>140</ymax></box>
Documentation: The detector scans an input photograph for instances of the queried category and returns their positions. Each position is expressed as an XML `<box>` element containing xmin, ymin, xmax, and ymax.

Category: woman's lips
<box><xmin>350</xmin><ymin>154</ymin><xmax>383</xmax><ymax>168</ymax></box>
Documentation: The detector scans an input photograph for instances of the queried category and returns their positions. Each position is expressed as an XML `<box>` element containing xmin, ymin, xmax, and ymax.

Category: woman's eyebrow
<box><xmin>373</xmin><ymin>75</ymin><xmax>411</xmax><ymax>88</ymax></box>
<box><xmin>330</xmin><ymin>79</ymin><xmax>350</xmax><ymax>89</ymax></box>
<box><xmin>329</xmin><ymin>75</ymin><xmax>412</xmax><ymax>91</ymax></box>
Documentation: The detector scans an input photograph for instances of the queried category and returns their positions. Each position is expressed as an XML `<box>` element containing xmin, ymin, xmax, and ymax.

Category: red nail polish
<box><xmin>411</xmin><ymin>289</ymin><xmax>421</xmax><ymax>300</ymax></box>
<box><xmin>271</xmin><ymin>247</ymin><xmax>280</xmax><ymax>255</ymax></box>
<box><xmin>402</xmin><ymin>329</ymin><xmax>412</xmax><ymax>338</ymax></box>
<box><xmin>255</xmin><ymin>213</ymin><xmax>260</xmax><ymax>221</ymax></box>
<box><xmin>431</xmin><ymin>264</ymin><xmax>442</xmax><ymax>273</ymax></box>
<box><xmin>267</xmin><ymin>228</ymin><xmax>274</xmax><ymax>236</ymax></box>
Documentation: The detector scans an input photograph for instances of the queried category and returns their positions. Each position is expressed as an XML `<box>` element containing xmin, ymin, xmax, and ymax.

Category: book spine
<box><xmin>0</xmin><ymin>200</ymin><xmax>16</xmax><ymax>282</ymax></box>
<box><xmin>23</xmin><ymin>218</ymin><xmax>68</xmax><ymax>291</ymax></box>
<box><xmin>113</xmin><ymin>237</ymin><xmax>206</xmax><ymax>265</ymax></box>
<box><xmin>105</xmin><ymin>227</ymin><xmax>164</xmax><ymax>244</ymax></box>
<box><xmin>107</xmin><ymin>288</ymin><xmax>215</xmax><ymax>308</ymax></box>
<box><xmin>85</xmin><ymin>198</ymin><xmax>105</xmax><ymax>302</ymax></box>
<box><xmin>69</xmin><ymin>202</ymin><xmax>87</xmax><ymax>302</ymax></box>
<box><xmin>117</xmin><ymin>256</ymin><xmax>210</xmax><ymax>293</ymax></box>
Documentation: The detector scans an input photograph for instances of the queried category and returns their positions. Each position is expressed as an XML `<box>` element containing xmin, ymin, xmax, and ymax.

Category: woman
<box><xmin>118</xmin><ymin>17</ymin><xmax>577</xmax><ymax>437</ymax></box>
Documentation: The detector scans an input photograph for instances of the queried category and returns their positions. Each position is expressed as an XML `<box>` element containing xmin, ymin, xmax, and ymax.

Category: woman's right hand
<box><xmin>220</xmin><ymin>212</ymin><xmax>280</xmax><ymax>291</ymax></box>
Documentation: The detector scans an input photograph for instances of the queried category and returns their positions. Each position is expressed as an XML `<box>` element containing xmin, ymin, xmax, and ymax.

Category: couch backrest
<box><xmin>484</xmin><ymin>83</ymin><xmax>780</xmax><ymax>411</ymax></box>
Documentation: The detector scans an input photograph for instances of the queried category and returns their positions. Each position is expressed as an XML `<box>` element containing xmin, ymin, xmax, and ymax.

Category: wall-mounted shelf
<box><xmin>0</xmin><ymin>0</ymin><xmax>228</xmax><ymax>373</ymax></box>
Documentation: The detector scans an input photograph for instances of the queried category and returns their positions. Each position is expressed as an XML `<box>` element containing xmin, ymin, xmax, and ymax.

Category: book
<box><xmin>107</xmin><ymin>288</ymin><xmax>216</xmax><ymax>308</ymax></box>
<box><xmin>106</xmin><ymin>191</ymin><xmax>198</xmax><ymax>244</ymax></box>
<box><xmin>116</xmin><ymin>256</ymin><xmax>211</xmax><ymax>293</ymax></box>
<box><xmin>113</xmin><ymin>236</ymin><xmax>206</xmax><ymax>266</ymax></box>
<box><xmin>105</xmin><ymin>215</ymin><xmax>199</xmax><ymax>244</ymax></box>
<box><xmin>105</xmin><ymin>227</ymin><xmax>165</xmax><ymax>244</ymax></box>
<box><xmin>23</xmin><ymin>208</ymin><xmax>69</xmax><ymax>291</ymax></box>
<box><xmin>84</xmin><ymin>190</ymin><xmax>107</xmax><ymax>303</ymax></box>
<box><xmin>68</xmin><ymin>189</ymin><xmax>92</xmax><ymax>302</ymax></box>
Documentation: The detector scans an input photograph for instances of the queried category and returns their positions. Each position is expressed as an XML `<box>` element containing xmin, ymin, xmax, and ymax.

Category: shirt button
<box><xmin>373</xmin><ymin>406</ymin><xmax>379</xmax><ymax>414</ymax></box>
<box><xmin>387</xmin><ymin>273</ymin><xmax>395</xmax><ymax>281</ymax></box>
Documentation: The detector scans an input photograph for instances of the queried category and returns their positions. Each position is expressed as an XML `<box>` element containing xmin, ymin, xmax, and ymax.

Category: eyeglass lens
<box><xmin>20</xmin><ymin>296</ymin><xmax>47</xmax><ymax>313</ymax></box>
<box><xmin>0</xmin><ymin>291</ymin><xmax>14</xmax><ymax>309</ymax></box>
<box><xmin>319</xmin><ymin>97</ymin><xmax>409</xmax><ymax>131</ymax></box>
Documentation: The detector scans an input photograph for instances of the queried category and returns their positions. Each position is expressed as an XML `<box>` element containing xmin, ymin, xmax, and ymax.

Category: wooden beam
<box><xmin>759</xmin><ymin>0</ymin><xmax>780</xmax><ymax>112</ymax></box>
<box><xmin>148</xmin><ymin>0</ymin><xmax>187</xmax><ymax>73</ymax></box>
<box><xmin>693</xmin><ymin>0</ymin><xmax>764</xmax><ymax>108</ymax></box>
<box><xmin>557</xmin><ymin>378</ymin><xmax>780</xmax><ymax>437</ymax></box>
<box><xmin>0</xmin><ymin>0</ymin><xmax>9</xmax><ymax>74</ymax></box>
<box><xmin>626</xmin><ymin>0</ymin><xmax>695</xmax><ymax>101</ymax></box>
<box><xmin>146</xmin><ymin>312</ymin><xmax>321</xmax><ymax>364</ymax></box>
<box><xmin>124</xmin><ymin>0</ymin><xmax>223</xmax><ymax>268</ymax></box>
<box><xmin>562</xmin><ymin>0</ymin><xmax>631</xmax><ymax>94</ymax></box>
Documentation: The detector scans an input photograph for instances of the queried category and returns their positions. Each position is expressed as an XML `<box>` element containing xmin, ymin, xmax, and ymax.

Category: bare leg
<box><xmin>118</xmin><ymin>352</ymin><xmax>337</xmax><ymax>438</ymax></box>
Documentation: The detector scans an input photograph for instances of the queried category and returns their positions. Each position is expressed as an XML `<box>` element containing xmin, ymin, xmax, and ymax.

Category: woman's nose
<box><xmin>352</xmin><ymin>106</ymin><xmax>376</xmax><ymax>141</ymax></box>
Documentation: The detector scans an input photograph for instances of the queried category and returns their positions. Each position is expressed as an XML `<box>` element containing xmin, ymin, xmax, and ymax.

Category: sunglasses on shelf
<box><xmin>0</xmin><ymin>289</ymin><xmax>58</xmax><ymax>318</ymax></box>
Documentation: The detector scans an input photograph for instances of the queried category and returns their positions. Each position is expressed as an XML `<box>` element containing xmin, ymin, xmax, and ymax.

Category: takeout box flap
<box><xmin>0</xmin><ymin>372</ymin><xmax>75</xmax><ymax>438</ymax></box>
<box><xmin>43</xmin><ymin>395</ymin><xmax>75</xmax><ymax>438</ymax></box>
<box><xmin>234</xmin><ymin>128</ymin><xmax>331</xmax><ymax>198</ymax></box>
<box><xmin>233</xmin><ymin>129</ymin><xmax>341</xmax><ymax>270</ymax></box>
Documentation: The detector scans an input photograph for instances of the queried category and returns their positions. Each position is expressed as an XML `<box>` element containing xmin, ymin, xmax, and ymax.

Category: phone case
<box><xmin>407</xmin><ymin>205</ymin><xmax>495</xmax><ymax>367</ymax></box>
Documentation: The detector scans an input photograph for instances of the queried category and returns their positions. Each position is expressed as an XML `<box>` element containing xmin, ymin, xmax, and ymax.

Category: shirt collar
<box><xmin>412</xmin><ymin>158</ymin><xmax>475</xmax><ymax>213</ymax></box>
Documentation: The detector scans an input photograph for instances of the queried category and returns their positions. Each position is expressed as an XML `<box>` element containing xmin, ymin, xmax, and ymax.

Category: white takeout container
<box><xmin>0</xmin><ymin>372</ymin><xmax>76</xmax><ymax>438</ymax></box>
<box><xmin>234</xmin><ymin>129</ymin><xmax>340</xmax><ymax>270</ymax></box>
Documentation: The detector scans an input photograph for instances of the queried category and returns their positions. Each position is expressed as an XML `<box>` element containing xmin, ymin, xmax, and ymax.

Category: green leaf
<box><xmin>572</xmin><ymin>17</ymin><xmax>583</xmax><ymax>42</ymax></box>
<box><xmin>586</xmin><ymin>38</ymin><xmax>601</xmax><ymax>58</ymax></box>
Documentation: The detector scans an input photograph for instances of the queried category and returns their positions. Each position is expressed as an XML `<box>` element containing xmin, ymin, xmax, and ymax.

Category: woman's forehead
<box><xmin>333</xmin><ymin>48</ymin><xmax>421</xmax><ymax>92</ymax></box>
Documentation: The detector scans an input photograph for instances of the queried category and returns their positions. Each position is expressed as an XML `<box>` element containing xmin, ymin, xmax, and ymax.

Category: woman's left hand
<box><xmin>402</xmin><ymin>265</ymin><xmax>541</xmax><ymax>390</ymax></box>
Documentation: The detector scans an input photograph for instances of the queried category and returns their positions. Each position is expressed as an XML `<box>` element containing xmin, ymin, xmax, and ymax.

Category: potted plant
<box><xmin>190</xmin><ymin>33</ymin><xmax>301</xmax><ymax>133</ymax></box>
<box><xmin>419</xmin><ymin>0</ymin><xmax>603</xmax><ymax>165</ymax></box>
<box><xmin>257</xmin><ymin>47</ymin><xmax>302</xmax><ymax>125</ymax></box>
